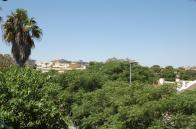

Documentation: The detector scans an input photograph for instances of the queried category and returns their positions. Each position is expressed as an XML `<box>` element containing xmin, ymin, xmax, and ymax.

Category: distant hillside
<box><xmin>51</xmin><ymin>59</ymin><xmax>71</xmax><ymax>63</ymax></box>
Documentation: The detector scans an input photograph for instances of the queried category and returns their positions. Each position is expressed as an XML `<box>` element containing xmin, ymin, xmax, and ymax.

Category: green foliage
<box><xmin>132</xmin><ymin>65</ymin><xmax>156</xmax><ymax>84</ymax></box>
<box><xmin>160</xmin><ymin>66</ymin><xmax>176</xmax><ymax>81</ymax></box>
<box><xmin>151</xmin><ymin>65</ymin><xmax>161</xmax><ymax>74</ymax></box>
<box><xmin>57</xmin><ymin>70</ymin><xmax>104</xmax><ymax>92</ymax></box>
<box><xmin>0</xmin><ymin>67</ymin><xmax>68</xmax><ymax>129</ymax></box>
<box><xmin>1</xmin><ymin>59</ymin><xmax>196</xmax><ymax>129</ymax></box>
<box><xmin>71</xmin><ymin>83</ymin><xmax>196</xmax><ymax>129</ymax></box>
<box><xmin>102</xmin><ymin>58</ymin><xmax>130</xmax><ymax>82</ymax></box>
<box><xmin>88</xmin><ymin>58</ymin><xmax>157</xmax><ymax>84</ymax></box>
<box><xmin>71</xmin><ymin>82</ymin><xmax>171</xmax><ymax>129</ymax></box>
<box><xmin>178</xmin><ymin>68</ymin><xmax>196</xmax><ymax>80</ymax></box>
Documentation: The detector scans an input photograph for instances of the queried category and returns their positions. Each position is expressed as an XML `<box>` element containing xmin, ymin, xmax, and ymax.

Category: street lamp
<box><xmin>129</xmin><ymin>60</ymin><xmax>135</xmax><ymax>85</ymax></box>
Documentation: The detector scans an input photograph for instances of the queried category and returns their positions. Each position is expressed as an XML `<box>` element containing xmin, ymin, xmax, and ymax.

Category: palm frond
<box><xmin>2</xmin><ymin>8</ymin><xmax>42</xmax><ymax>67</ymax></box>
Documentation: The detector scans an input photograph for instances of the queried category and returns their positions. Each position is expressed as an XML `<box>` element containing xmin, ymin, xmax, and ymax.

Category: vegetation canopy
<box><xmin>0</xmin><ymin>63</ymin><xmax>196</xmax><ymax>129</ymax></box>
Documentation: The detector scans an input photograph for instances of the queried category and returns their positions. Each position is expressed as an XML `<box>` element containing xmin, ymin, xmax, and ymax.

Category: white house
<box><xmin>35</xmin><ymin>60</ymin><xmax>87</xmax><ymax>73</ymax></box>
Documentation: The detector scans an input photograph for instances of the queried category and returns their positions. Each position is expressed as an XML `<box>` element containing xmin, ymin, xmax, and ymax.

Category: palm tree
<box><xmin>2</xmin><ymin>9</ymin><xmax>42</xmax><ymax>67</ymax></box>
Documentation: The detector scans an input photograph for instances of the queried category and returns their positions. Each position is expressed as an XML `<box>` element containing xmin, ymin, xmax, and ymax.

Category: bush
<box><xmin>71</xmin><ymin>82</ymin><xmax>196</xmax><ymax>129</ymax></box>
<box><xmin>0</xmin><ymin>67</ymin><xmax>68</xmax><ymax>129</ymax></box>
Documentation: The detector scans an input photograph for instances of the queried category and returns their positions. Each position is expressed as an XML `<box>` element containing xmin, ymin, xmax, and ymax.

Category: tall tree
<box><xmin>2</xmin><ymin>9</ymin><xmax>42</xmax><ymax>67</ymax></box>
<box><xmin>161</xmin><ymin>66</ymin><xmax>176</xmax><ymax>81</ymax></box>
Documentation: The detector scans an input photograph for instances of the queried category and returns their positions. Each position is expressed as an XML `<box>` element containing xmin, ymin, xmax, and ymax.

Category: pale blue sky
<box><xmin>0</xmin><ymin>0</ymin><xmax>196</xmax><ymax>67</ymax></box>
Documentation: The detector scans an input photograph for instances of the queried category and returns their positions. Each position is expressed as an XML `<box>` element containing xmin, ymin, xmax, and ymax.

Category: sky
<box><xmin>0</xmin><ymin>0</ymin><xmax>196</xmax><ymax>67</ymax></box>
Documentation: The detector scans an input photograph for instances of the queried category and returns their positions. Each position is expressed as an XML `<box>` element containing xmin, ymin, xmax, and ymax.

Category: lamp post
<box><xmin>129</xmin><ymin>60</ymin><xmax>135</xmax><ymax>85</ymax></box>
<box><xmin>130</xmin><ymin>63</ymin><xmax>132</xmax><ymax>85</ymax></box>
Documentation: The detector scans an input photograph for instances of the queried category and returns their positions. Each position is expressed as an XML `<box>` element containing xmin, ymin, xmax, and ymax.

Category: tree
<box><xmin>71</xmin><ymin>81</ymin><xmax>196</xmax><ymax>129</ymax></box>
<box><xmin>102</xmin><ymin>58</ymin><xmax>130</xmax><ymax>82</ymax></box>
<box><xmin>87</xmin><ymin>58</ymin><xmax>157</xmax><ymax>84</ymax></box>
<box><xmin>161</xmin><ymin>66</ymin><xmax>176</xmax><ymax>81</ymax></box>
<box><xmin>0</xmin><ymin>67</ymin><xmax>68</xmax><ymax>128</ymax></box>
<box><xmin>151</xmin><ymin>65</ymin><xmax>161</xmax><ymax>74</ymax></box>
<box><xmin>2</xmin><ymin>9</ymin><xmax>42</xmax><ymax>67</ymax></box>
<box><xmin>58</xmin><ymin>70</ymin><xmax>104</xmax><ymax>92</ymax></box>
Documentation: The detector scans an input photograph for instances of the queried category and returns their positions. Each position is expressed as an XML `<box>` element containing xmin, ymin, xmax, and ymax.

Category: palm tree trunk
<box><xmin>12</xmin><ymin>43</ymin><xmax>25</xmax><ymax>67</ymax></box>
<box><xmin>17</xmin><ymin>61</ymin><xmax>24</xmax><ymax>67</ymax></box>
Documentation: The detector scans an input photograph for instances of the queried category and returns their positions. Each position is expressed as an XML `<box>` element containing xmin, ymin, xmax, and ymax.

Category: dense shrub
<box><xmin>71</xmin><ymin>82</ymin><xmax>196</xmax><ymax>129</ymax></box>
<box><xmin>57</xmin><ymin>70</ymin><xmax>104</xmax><ymax>92</ymax></box>
<box><xmin>71</xmin><ymin>83</ymin><xmax>154</xmax><ymax>128</ymax></box>
<box><xmin>0</xmin><ymin>67</ymin><xmax>68</xmax><ymax>129</ymax></box>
